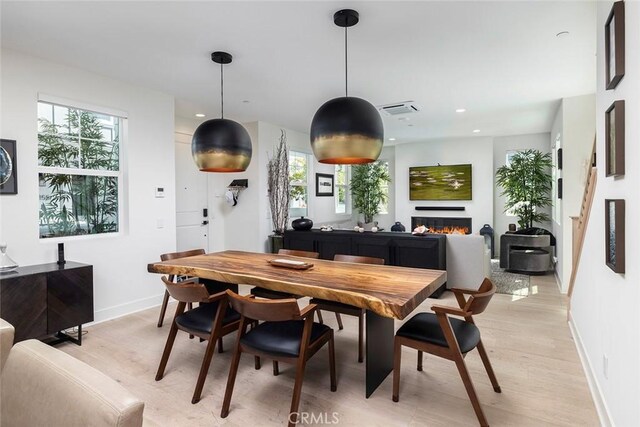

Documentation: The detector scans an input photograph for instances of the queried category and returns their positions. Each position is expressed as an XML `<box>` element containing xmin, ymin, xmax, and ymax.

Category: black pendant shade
<box><xmin>310</xmin><ymin>9</ymin><xmax>383</xmax><ymax>164</ymax></box>
<box><xmin>191</xmin><ymin>51</ymin><xmax>252</xmax><ymax>172</ymax></box>
<box><xmin>310</xmin><ymin>96</ymin><xmax>383</xmax><ymax>164</ymax></box>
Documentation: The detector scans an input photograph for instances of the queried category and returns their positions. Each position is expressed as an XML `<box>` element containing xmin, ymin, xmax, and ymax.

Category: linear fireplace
<box><xmin>411</xmin><ymin>216</ymin><xmax>472</xmax><ymax>234</ymax></box>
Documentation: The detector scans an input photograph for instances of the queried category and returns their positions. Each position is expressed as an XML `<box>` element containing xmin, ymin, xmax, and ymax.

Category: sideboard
<box><xmin>283</xmin><ymin>229</ymin><xmax>447</xmax><ymax>297</ymax></box>
<box><xmin>0</xmin><ymin>262</ymin><xmax>93</xmax><ymax>345</ymax></box>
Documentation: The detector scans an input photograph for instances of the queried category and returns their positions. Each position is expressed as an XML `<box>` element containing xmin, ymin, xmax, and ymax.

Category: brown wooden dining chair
<box><xmin>155</xmin><ymin>276</ymin><xmax>241</xmax><ymax>404</ymax></box>
<box><xmin>220</xmin><ymin>290</ymin><xmax>336</xmax><ymax>427</ymax></box>
<box><xmin>157</xmin><ymin>248</ymin><xmax>206</xmax><ymax>327</ymax></box>
<box><xmin>392</xmin><ymin>278</ymin><xmax>501</xmax><ymax>427</ymax></box>
<box><xmin>310</xmin><ymin>254</ymin><xmax>385</xmax><ymax>363</ymax></box>
<box><xmin>249</xmin><ymin>249</ymin><xmax>320</xmax><ymax>300</ymax></box>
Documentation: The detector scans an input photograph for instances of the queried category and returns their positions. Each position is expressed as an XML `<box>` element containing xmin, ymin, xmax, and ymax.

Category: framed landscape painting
<box><xmin>409</xmin><ymin>164</ymin><xmax>472</xmax><ymax>200</ymax></box>
<box><xmin>605</xmin><ymin>199</ymin><xmax>625</xmax><ymax>273</ymax></box>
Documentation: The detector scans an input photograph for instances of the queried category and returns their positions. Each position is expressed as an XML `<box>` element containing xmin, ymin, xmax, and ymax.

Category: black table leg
<box><xmin>365</xmin><ymin>310</ymin><xmax>394</xmax><ymax>398</ymax></box>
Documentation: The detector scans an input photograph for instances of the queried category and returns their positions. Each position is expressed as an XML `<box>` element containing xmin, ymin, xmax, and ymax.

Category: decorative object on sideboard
<box><xmin>191</xmin><ymin>51</ymin><xmax>252</xmax><ymax>172</ymax></box>
<box><xmin>508</xmin><ymin>223</ymin><xmax>517</xmax><ymax>232</ymax></box>
<box><xmin>409</xmin><ymin>164</ymin><xmax>472</xmax><ymax>201</ymax></box>
<box><xmin>605</xmin><ymin>1</ymin><xmax>625</xmax><ymax>90</ymax></box>
<box><xmin>268</xmin><ymin>130</ymin><xmax>290</xmax><ymax>235</ymax></box>
<box><xmin>479</xmin><ymin>224</ymin><xmax>495</xmax><ymax>259</ymax></box>
<box><xmin>315</xmin><ymin>173</ymin><xmax>334</xmax><ymax>197</ymax></box>
<box><xmin>0</xmin><ymin>243</ymin><xmax>18</xmax><ymax>272</ymax></box>
<box><xmin>415</xmin><ymin>206</ymin><xmax>465</xmax><ymax>211</ymax></box>
<box><xmin>605</xmin><ymin>100</ymin><xmax>625</xmax><ymax>177</ymax></box>
<box><xmin>605</xmin><ymin>199</ymin><xmax>625</xmax><ymax>274</ymax></box>
<box><xmin>57</xmin><ymin>243</ymin><xmax>66</xmax><ymax>266</ymax></box>
<box><xmin>310</xmin><ymin>9</ymin><xmax>383</xmax><ymax>164</ymax></box>
<box><xmin>496</xmin><ymin>149</ymin><xmax>552</xmax><ymax>229</ymax></box>
<box><xmin>292</xmin><ymin>216</ymin><xmax>313</xmax><ymax>231</ymax></box>
<box><xmin>390</xmin><ymin>222</ymin><xmax>406</xmax><ymax>232</ymax></box>
<box><xmin>0</xmin><ymin>139</ymin><xmax>17</xmax><ymax>195</ymax></box>
<box><xmin>351</xmin><ymin>161</ymin><xmax>390</xmax><ymax>224</ymax></box>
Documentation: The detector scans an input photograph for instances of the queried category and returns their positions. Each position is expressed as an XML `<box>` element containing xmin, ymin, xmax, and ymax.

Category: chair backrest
<box><xmin>161</xmin><ymin>276</ymin><xmax>210</xmax><ymax>303</ymax></box>
<box><xmin>464</xmin><ymin>278</ymin><xmax>496</xmax><ymax>315</ymax></box>
<box><xmin>334</xmin><ymin>254</ymin><xmax>385</xmax><ymax>265</ymax></box>
<box><xmin>226</xmin><ymin>290</ymin><xmax>302</xmax><ymax>322</ymax></box>
<box><xmin>160</xmin><ymin>248</ymin><xmax>205</xmax><ymax>261</ymax></box>
<box><xmin>278</xmin><ymin>249</ymin><xmax>320</xmax><ymax>259</ymax></box>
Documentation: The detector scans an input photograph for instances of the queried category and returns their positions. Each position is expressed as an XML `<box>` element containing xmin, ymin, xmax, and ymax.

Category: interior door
<box><xmin>175</xmin><ymin>133</ymin><xmax>209</xmax><ymax>252</ymax></box>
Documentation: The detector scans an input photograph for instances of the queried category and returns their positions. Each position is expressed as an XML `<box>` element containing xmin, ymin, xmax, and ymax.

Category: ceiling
<box><xmin>1</xmin><ymin>1</ymin><xmax>596</xmax><ymax>144</ymax></box>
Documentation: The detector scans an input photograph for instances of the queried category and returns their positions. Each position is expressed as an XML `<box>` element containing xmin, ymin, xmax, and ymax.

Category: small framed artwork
<box><xmin>557</xmin><ymin>148</ymin><xmax>563</xmax><ymax>170</ymax></box>
<box><xmin>605</xmin><ymin>1</ymin><xmax>625</xmax><ymax>90</ymax></box>
<box><xmin>605</xmin><ymin>100</ymin><xmax>625</xmax><ymax>177</ymax></box>
<box><xmin>0</xmin><ymin>139</ymin><xmax>17</xmax><ymax>195</ymax></box>
<box><xmin>605</xmin><ymin>199</ymin><xmax>625</xmax><ymax>273</ymax></box>
<box><xmin>315</xmin><ymin>173</ymin><xmax>334</xmax><ymax>197</ymax></box>
<box><xmin>557</xmin><ymin>178</ymin><xmax>563</xmax><ymax>199</ymax></box>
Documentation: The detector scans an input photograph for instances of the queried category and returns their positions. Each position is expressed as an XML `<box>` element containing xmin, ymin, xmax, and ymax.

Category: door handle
<box><xmin>201</xmin><ymin>220</ymin><xmax>209</xmax><ymax>225</ymax></box>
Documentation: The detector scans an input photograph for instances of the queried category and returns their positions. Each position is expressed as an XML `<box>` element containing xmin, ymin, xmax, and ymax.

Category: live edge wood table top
<box><xmin>147</xmin><ymin>250</ymin><xmax>447</xmax><ymax>320</ymax></box>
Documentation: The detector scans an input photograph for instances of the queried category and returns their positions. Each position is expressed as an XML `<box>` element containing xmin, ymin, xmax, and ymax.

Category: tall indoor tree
<box><xmin>496</xmin><ymin>149</ymin><xmax>553</xmax><ymax>229</ymax></box>
<box><xmin>350</xmin><ymin>161</ymin><xmax>390</xmax><ymax>224</ymax></box>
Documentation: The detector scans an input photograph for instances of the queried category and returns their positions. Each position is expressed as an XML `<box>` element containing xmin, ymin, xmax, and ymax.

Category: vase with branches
<box><xmin>350</xmin><ymin>161</ymin><xmax>391</xmax><ymax>224</ymax></box>
<box><xmin>495</xmin><ymin>149</ymin><xmax>552</xmax><ymax>229</ymax></box>
<box><xmin>267</xmin><ymin>130</ymin><xmax>290</xmax><ymax>235</ymax></box>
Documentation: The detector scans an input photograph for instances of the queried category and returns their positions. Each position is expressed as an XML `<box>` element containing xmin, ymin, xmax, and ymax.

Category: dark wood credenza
<box><xmin>283</xmin><ymin>229</ymin><xmax>447</xmax><ymax>296</ymax></box>
<box><xmin>0</xmin><ymin>262</ymin><xmax>93</xmax><ymax>345</ymax></box>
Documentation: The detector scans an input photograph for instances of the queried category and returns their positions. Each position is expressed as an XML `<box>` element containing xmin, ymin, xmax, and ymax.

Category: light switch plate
<box><xmin>155</xmin><ymin>187</ymin><xmax>165</xmax><ymax>198</ymax></box>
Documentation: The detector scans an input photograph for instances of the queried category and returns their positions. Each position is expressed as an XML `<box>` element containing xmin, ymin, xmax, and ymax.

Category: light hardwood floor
<box><xmin>60</xmin><ymin>274</ymin><xmax>598</xmax><ymax>426</ymax></box>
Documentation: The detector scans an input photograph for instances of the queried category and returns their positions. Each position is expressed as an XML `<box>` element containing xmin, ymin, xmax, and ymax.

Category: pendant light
<box><xmin>310</xmin><ymin>9</ymin><xmax>383</xmax><ymax>164</ymax></box>
<box><xmin>192</xmin><ymin>51</ymin><xmax>252</xmax><ymax>172</ymax></box>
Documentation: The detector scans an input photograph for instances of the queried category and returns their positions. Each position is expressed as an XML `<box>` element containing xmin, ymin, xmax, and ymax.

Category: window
<box><xmin>378</xmin><ymin>161</ymin><xmax>390</xmax><ymax>214</ymax></box>
<box><xmin>37</xmin><ymin>100</ymin><xmax>123</xmax><ymax>238</ymax></box>
<box><xmin>335</xmin><ymin>164</ymin><xmax>351</xmax><ymax>214</ymax></box>
<box><xmin>289</xmin><ymin>151</ymin><xmax>308</xmax><ymax>218</ymax></box>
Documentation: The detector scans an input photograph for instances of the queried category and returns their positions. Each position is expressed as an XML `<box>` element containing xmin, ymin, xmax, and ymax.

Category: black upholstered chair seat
<box><xmin>309</xmin><ymin>298</ymin><xmax>362</xmax><ymax>315</ymax></box>
<box><xmin>175</xmin><ymin>302</ymin><xmax>240</xmax><ymax>334</ymax></box>
<box><xmin>396</xmin><ymin>312</ymin><xmax>480</xmax><ymax>354</ymax></box>
<box><xmin>241</xmin><ymin>320</ymin><xmax>331</xmax><ymax>357</ymax></box>
<box><xmin>250</xmin><ymin>287</ymin><xmax>297</xmax><ymax>300</ymax></box>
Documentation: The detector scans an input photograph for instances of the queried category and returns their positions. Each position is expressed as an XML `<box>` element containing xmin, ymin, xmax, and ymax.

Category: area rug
<box><xmin>490</xmin><ymin>259</ymin><xmax>531</xmax><ymax>296</ymax></box>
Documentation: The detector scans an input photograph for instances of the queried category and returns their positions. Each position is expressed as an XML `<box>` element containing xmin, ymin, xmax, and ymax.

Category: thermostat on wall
<box><xmin>155</xmin><ymin>187</ymin><xmax>165</xmax><ymax>198</ymax></box>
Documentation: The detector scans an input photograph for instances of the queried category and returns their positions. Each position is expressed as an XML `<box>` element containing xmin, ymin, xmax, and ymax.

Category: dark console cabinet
<box><xmin>0</xmin><ymin>262</ymin><xmax>93</xmax><ymax>344</ymax></box>
<box><xmin>284</xmin><ymin>230</ymin><xmax>446</xmax><ymax>296</ymax></box>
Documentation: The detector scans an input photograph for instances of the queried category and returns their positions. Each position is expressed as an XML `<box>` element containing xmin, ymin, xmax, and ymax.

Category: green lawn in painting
<box><xmin>409</xmin><ymin>164</ymin><xmax>472</xmax><ymax>200</ymax></box>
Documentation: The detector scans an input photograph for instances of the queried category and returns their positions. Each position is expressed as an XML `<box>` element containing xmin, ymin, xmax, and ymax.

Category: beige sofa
<box><xmin>0</xmin><ymin>319</ymin><xmax>144</xmax><ymax>427</ymax></box>
<box><xmin>0</xmin><ymin>318</ymin><xmax>14</xmax><ymax>372</ymax></box>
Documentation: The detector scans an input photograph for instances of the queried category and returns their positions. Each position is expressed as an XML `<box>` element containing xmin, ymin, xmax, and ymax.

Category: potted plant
<box><xmin>496</xmin><ymin>149</ymin><xmax>552</xmax><ymax>230</ymax></box>
<box><xmin>267</xmin><ymin>130</ymin><xmax>290</xmax><ymax>252</ymax></box>
<box><xmin>350</xmin><ymin>161</ymin><xmax>391</xmax><ymax>226</ymax></box>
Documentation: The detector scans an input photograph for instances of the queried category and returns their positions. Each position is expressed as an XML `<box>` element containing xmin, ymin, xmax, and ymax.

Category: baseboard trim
<box><xmin>90</xmin><ymin>293</ymin><xmax>166</xmax><ymax>326</ymax></box>
<box><xmin>568</xmin><ymin>312</ymin><xmax>613</xmax><ymax>427</ymax></box>
<box><xmin>554</xmin><ymin>269</ymin><xmax>565</xmax><ymax>293</ymax></box>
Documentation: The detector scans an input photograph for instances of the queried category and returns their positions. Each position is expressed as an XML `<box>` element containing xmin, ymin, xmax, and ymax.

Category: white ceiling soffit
<box><xmin>0</xmin><ymin>1</ymin><xmax>596</xmax><ymax>144</ymax></box>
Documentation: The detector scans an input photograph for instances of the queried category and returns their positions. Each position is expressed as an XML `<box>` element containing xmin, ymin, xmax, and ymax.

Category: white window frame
<box><xmin>37</xmin><ymin>95</ymin><xmax>127</xmax><ymax>241</ymax></box>
<box><xmin>289</xmin><ymin>150</ymin><xmax>309</xmax><ymax>218</ymax></box>
<box><xmin>378</xmin><ymin>161</ymin><xmax>390</xmax><ymax>215</ymax></box>
<box><xmin>334</xmin><ymin>164</ymin><xmax>351</xmax><ymax>215</ymax></box>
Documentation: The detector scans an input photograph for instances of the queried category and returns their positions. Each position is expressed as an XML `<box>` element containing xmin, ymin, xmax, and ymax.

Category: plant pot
<box><xmin>268</xmin><ymin>234</ymin><xmax>284</xmax><ymax>254</ymax></box>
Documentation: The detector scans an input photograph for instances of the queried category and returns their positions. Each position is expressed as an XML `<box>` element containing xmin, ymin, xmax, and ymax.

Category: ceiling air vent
<box><xmin>378</xmin><ymin>101</ymin><xmax>421</xmax><ymax>116</ymax></box>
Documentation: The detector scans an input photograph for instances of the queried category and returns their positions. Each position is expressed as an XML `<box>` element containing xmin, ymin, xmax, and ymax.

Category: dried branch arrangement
<box><xmin>268</xmin><ymin>130</ymin><xmax>290</xmax><ymax>234</ymax></box>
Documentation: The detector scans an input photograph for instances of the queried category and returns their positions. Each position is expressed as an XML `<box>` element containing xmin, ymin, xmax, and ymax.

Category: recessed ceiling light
<box><xmin>388</xmin><ymin>137</ymin><xmax>396</xmax><ymax>141</ymax></box>
<box><xmin>242</xmin><ymin>100</ymin><xmax>250</xmax><ymax>104</ymax></box>
<box><xmin>398</xmin><ymin>117</ymin><xmax>410</xmax><ymax>121</ymax></box>
<box><xmin>473</xmin><ymin>129</ymin><xmax>481</xmax><ymax>133</ymax></box>
<box><xmin>456</xmin><ymin>108</ymin><xmax>466</xmax><ymax>113</ymax></box>
<box><xmin>556</xmin><ymin>31</ymin><xmax>570</xmax><ymax>38</ymax></box>
<box><xmin>195</xmin><ymin>113</ymin><xmax>205</xmax><ymax>118</ymax></box>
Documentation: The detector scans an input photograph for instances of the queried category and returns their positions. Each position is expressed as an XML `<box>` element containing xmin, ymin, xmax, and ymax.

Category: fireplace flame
<box><xmin>413</xmin><ymin>224</ymin><xmax>470</xmax><ymax>235</ymax></box>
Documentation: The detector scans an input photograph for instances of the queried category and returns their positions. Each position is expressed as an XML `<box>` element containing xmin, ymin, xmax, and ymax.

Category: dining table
<box><xmin>147</xmin><ymin>250</ymin><xmax>447</xmax><ymax>397</ymax></box>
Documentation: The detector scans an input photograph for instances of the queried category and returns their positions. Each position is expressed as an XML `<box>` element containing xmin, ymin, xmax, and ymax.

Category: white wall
<box><xmin>570</xmin><ymin>2</ymin><xmax>639</xmax><ymax>426</ymax></box>
<box><xmin>394</xmin><ymin>137</ymin><xmax>494</xmax><ymax>234</ymax></box>
<box><xmin>551</xmin><ymin>94</ymin><xmax>596</xmax><ymax>291</ymax></box>
<box><xmin>492</xmin><ymin>133</ymin><xmax>551</xmax><ymax>253</ymax></box>
<box><xmin>0</xmin><ymin>49</ymin><xmax>176</xmax><ymax>322</ymax></box>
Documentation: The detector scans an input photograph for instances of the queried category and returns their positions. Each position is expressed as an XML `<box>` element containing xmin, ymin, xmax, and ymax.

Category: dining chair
<box><xmin>310</xmin><ymin>254</ymin><xmax>385</xmax><ymax>363</ymax></box>
<box><xmin>392</xmin><ymin>278</ymin><xmax>501</xmax><ymax>427</ymax></box>
<box><xmin>155</xmin><ymin>276</ymin><xmax>241</xmax><ymax>404</ymax></box>
<box><xmin>157</xmin><ymin>248</ymin><xmax>206</xmax><ymax>327</ymax></box>
<box><xmin>220</xmin><ymin>290</ymin><xmax>336</xmax><ymax>427</ymax></box>
<box><xmin>250</xmin><ymin>249</ymin><xmax>320</xmax><ymax>300</ymax></box>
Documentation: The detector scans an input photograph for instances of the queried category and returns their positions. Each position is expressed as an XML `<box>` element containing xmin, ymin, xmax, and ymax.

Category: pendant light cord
<box><xmin>345</xmin><ymin>26</ymin><xmax>348</xmax><ymax>97</ymax></box>
<box><xmin>220</xmin><ymin>62</ymin><xmax>224</xmax><ymax>119</ymax></box>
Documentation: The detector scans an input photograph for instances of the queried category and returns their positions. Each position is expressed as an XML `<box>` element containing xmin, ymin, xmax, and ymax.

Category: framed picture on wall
<box><xmin>0</xmin><ymin>139</ymin><xmax>17</xmax><ymax>195</ymax></box>
<box><xmin>315</xmin><ymin>173</ymin><xmax>334</xmax><ymax>197</ymax></box>
<box><xmin>605</xmin><ymin>199</ymin><xmax>625</xmax><ymax>273</ymax></box>
<box><xmin>605</xmin><ymin>100</ymin><xmax>625</xmax><ymax>177</ymax></box>
<box><xmin>605</xmin><ymin>1</ymin><xmax>625</xmax><ymax>90</ymax></box>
